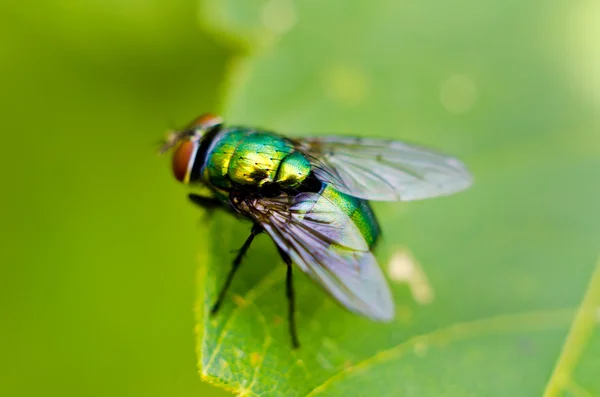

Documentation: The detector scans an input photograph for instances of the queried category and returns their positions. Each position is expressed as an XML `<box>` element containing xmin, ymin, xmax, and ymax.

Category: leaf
<box><xmin>195</xmin><ymin>0</ymin><xmax>600</xmax><ymax>396</ymax></box>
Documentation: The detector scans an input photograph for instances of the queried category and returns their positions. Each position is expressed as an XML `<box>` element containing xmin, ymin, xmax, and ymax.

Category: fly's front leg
<box><xmin>188</xmin><ymin>193</ymin><xmax>222</xmax><ymax>209</ymax></box>
<box><xmin>277</xmin><ymin>246</ymin><xmax>300</xmax><ymax>349</ymax></box>
<box><xmin>211</xmin><ymin>224</ymin><xmax>263</xmax><ymax>315</ymax></box>
<box><xmin>188</xmin><ymin>193</ymin><xmax>223</xmax><ymax>222</ymax></box>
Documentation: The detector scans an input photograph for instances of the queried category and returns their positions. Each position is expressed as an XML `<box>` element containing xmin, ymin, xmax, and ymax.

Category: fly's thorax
<box><xmin>275</xmin><ymin>151</ymin><xmax>311</xmax><ymax>188</ymax></box>
<box><xmin>204</xmin><ymin>129</ymin><xmax>311</xmax><ymax>190</ymax></box>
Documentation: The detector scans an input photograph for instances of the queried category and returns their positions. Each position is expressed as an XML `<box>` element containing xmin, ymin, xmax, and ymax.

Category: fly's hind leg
<box><xmin>211</xmin><ymin>224</ymin><xmax>263</xmax><ymax>315</ymax></box>
<box><xmin>277</xmin><ymin>246</ymin><xmax>300</xmax><ymax>349</ymax></box>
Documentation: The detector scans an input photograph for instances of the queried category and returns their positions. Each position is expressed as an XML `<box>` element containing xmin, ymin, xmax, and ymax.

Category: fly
<box><xmin>160</xmin><ymin>113</ymin><xmax>473</xmax><ymax>348</ymax></box>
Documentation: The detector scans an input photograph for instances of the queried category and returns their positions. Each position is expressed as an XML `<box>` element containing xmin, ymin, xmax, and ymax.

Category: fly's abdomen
<box><xmin>205</xmin><ymin>129</ymin><xmax>311</xmax><ymax>190</ymax></box>
<box><xmin>320</xmin><ymin>184</ymin><xmax>381</xmax><ymax>248</ymax></box>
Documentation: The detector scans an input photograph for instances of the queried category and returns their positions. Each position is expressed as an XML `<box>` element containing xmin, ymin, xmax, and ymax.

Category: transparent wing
<box><xmin>298</xmin><ymin>136</ymin><xmax>473</xmax><ymax>201</ymax></box>
<box><xmin>238</xmin><ymin>192</ymin><xmax>394</xmax><ymax>321</ymax></box>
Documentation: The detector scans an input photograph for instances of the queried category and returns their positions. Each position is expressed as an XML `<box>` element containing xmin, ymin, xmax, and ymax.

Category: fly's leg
<box><xmin>211</xmin><ymin>224</ymin><xmax>263</xmax><ymax>315</ymax></box>
<box><xmin>188</xmin><ymin>193</ymin><xmax>222</xmax><ymax>209</ymax></box>
<box><xmin>278</xmin><ymin>247</ymin><xmax>300</xmax><ymax>349</ymax></box>
<box><xmin>188</xmin><ymin>193</ymin><xmax>222</xmax><ymax>223</ymax></box>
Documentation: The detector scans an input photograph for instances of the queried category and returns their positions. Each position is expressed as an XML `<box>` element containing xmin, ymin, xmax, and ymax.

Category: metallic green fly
<box><xmin>161</xmin><ymin>113</ymin><xmax>472</xmax><ymax>348</ymax></box>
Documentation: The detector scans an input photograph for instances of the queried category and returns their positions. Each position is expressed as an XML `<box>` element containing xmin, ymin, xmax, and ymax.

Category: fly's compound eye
<box><xmin>172</xmin><ymin>140</ymin><xmax>198</xmax><ymax>183</ymax></box>
<box><xmin>187</xmin><ymin>113</ymin><xmax>223</xmax><ymax>131</ymax></box>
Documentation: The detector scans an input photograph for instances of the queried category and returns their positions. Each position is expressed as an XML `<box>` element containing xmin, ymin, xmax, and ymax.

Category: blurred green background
<box><xmin>0</xmin><ymin>1</ymin><xmax>230</xmax><ymax>396</ymax></box>
<box><xmin>1</xmin><ymin>0</ymin><xmax>599</xmax><ymax>396</ymax></box>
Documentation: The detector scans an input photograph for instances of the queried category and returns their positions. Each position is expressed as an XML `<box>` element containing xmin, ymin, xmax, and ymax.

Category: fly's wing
<box><xmin>297</xmin><ymin>136</ymin><xmax>473</xmax><ymax>201</ymax></box>
<box><xmin>238</xmin><ymin>192</ymin><xmax>394</xmax><ymax>321</ymax></box>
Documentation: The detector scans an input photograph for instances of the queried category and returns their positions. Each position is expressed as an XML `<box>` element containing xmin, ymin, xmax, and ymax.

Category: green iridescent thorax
<box><xmin>204</xmin><ymin>128</ymin><xmax>311</xmax><ymax>190</ymax></box>
<box><xmin>319</xmin><ymin>184</ymin><xmax>381</xmax><ymax>248</ymax></box>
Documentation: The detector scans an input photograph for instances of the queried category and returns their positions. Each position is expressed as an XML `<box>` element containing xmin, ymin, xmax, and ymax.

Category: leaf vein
<box><xmin>243</xmin><ymin>306</ymin><xmax>273</xmax><ymax>395</ymax></box>
<box><xmin>543</xmin><ymin>256</ymin><xmax>600</xmax><ymax>397</ymax></box>
<box><xmin>305</xmin><ymin>308</ymin><xmax>575</xmax><ymax>397</ymax></box>
<box><xmin>203</xmin><ymin>266</ymin><xmax>286</xmax><ymax>374</ymax></box>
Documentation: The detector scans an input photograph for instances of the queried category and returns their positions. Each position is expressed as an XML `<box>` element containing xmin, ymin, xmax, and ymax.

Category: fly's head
<box><xmin>159</xmin><ymin>113</ymin><xmax>223</xmax><ymax>184</ymax></box>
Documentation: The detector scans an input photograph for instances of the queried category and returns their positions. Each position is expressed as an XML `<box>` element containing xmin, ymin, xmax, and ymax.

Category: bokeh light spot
<box><xmin>388</xmin><ymin>248</ymin><xmax>435</xmax><ymax>305</ymax></box>
<box><xmin>568</xmin><ymin>0</ymin><xmax>600</xmax><ymax>108</ymax></box>
<box><xmin>261</xmin><ymin>0</ymin><xmax>297</xmax><ymax>34</ymax></box>
<box><xmin>323</xmin><ymin>64</ymin><xmax>370</xmax><ymax>106</ymax></box>
<box><xmin>413</xmin><ymin>341</ymin><xmax>429</xmax><ymax>358</ymax></box>
<box><xmin>440</xmin><ymin>74</ymin><xmax>478</xmax><ymax>114</ymax></box>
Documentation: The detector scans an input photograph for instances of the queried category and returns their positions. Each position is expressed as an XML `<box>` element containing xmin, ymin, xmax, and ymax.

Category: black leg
<box><xmin>211</xmin><ymin>224</ymin><xmax>263</xmax><ymax>315</ymax></box>
<box><xmin>188</xmin><ymin>193</ymin><xmax>222</xmax><ymax>209</ymax></box>
<box><xmin>278</xmin><ymin>247</ymin><xmax>299</xmax><ymax>348</ymax></box>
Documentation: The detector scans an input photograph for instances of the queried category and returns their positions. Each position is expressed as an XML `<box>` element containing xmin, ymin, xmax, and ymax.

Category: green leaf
<box><xmin>196</xmin><ymin>1</ymin><xmax>600</xmax><ymax>396</ymax></box>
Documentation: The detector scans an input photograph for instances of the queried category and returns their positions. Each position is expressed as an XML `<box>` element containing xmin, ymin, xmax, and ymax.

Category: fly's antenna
<box><xmin>158</xmin><ymin>129</ymin><xmax>181</xmax><ymax>154</ymax></box>
<box><xmin>157</xmin><ymin>116</ymin><xmax>187</xmax><ymax>155</ymax></box>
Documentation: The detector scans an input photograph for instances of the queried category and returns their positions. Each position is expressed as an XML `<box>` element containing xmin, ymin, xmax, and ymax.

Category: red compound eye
<box><xmin>187</xmin><ymin>113</ymin><xmax>223</xmax><ymax>130</ymax></box>
<box><xmin>172</xmin><ymin>140</ymin><xmax>196</xmax><ymax>183</ymax></box>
